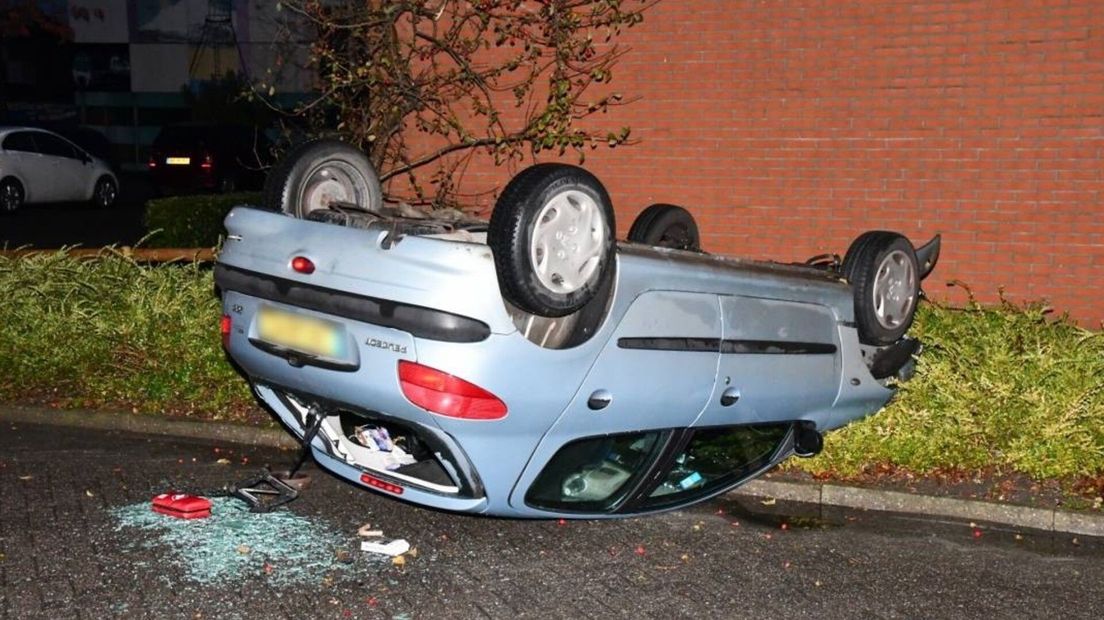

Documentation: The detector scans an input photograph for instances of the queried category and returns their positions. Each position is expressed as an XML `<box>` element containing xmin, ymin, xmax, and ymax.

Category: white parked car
<box><xmin>0</xmin><ymin>127</ymin><xmax>118</xmax><ymax>213</ymax></box>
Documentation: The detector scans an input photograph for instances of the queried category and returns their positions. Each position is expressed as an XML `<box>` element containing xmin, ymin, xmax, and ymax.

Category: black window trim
<box><xmin>2</xmin><ymin>131</ymin><xmax>40</xmax><ymax>154</ymax></box>
<box><xmin>522</xmin><ymin>422</ymin><xmax>797</xmax><ymax>515</ymax></box>
<box><xmin>618</xmin><ymin>422</ymin><xmax>796</xmax><ymax>514</ymax></box>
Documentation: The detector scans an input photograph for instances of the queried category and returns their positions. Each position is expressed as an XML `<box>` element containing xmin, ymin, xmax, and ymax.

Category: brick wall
<box><xmin>399</xmin><ymin>0</ymin><xmax>1104</xmax><ymax>326</ymax></box>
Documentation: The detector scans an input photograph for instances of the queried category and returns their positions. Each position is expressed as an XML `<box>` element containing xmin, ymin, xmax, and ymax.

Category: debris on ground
<box><xmin>112</xmin><ymin>497</ymin><xmax>368</xmax><ymax>585</ymax></box>
<box><xmin>151</xmin><ymin>493</ymin><xmax>212</xmax><ymax>519</ymax></box>
<box><xmin>361</xmin><ymin>539</ymin><xmax>410</xmax><ymax>557</ymax></box>
<box><xmin>357</xmin><ymin>523</ymin><xmax>383</xmax><ymax>537</ymax></box>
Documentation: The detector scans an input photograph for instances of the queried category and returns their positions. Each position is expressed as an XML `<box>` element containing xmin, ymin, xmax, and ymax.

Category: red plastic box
<box><xmin>151</xmin><ymin>493</ymin><xmax>212</xmax><ymax>519</ymax></box>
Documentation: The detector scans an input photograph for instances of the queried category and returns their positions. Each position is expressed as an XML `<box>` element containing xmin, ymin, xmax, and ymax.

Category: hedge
<box><xmin>144</xmin><ymin>193</ymin><xmax>261</xmax><ymax>248</ymax></box>
<box><xmin>0</xmin><ymin>251</ymin><xmax>1101</xmax><ymax>479</ymax></box>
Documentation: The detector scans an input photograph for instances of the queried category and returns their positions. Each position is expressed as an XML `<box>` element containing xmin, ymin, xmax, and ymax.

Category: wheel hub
<box><xmin>1</xmin><ymin>184</ymin><xmax>19</xmax><ymax>211</ymax></box>
<box><xmin>871</xmin><ymin>250</ymin><xmax>917</xmax><ymax>329</ymax></box>
<box><xmin>300</xmin><ymin>163</ymin><xmax>368</xmax><ymax>216</ymax></box>
<box><xmin>530</xmin><ymin>190</ymin><xmax>605</xmax><ymax>294</ymax></box>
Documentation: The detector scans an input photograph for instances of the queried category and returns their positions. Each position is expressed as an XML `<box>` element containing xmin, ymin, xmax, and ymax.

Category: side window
<box><xmin>525</xmin><ymin>431</ymin><xmax>665</xmax><ymax>513</ymax></box>
<box><xmin>2</xmin><ymin>132</ymin><xmax>39</xmax><ymax>153</ymax></box>
<box><xmin>640</xmin><ymin>423</ymin><xmax>791</xmax><ymax>510</ymax></box>
<box><xmin>34</xmin><ymin>133</ymin><xmax>79</xmax><ymax>159</ymax></box>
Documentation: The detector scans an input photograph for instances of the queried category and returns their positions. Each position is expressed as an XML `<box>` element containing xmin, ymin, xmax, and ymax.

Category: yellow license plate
<box><xmin>257</xmin><ymin>307</ymin><xmax>344</xmax><ymax>358</ymax></box>
<box><xmin>166</xmin><ymin>157</ymin><xmax>191</xmax><ymax>165</ymax></box>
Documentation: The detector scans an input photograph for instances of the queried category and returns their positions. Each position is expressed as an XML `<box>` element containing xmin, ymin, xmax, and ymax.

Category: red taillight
<box><xmin>200</xmin><ymin>153</ymin><xmax>213</xmax><ymax>170</ymax></box>
<box><xmin>398</xmin><ymin>361</ymin><xmax>507</xmax><ymax>420</ymax></box>
<box><xmin>147</xmin><ymin>157</ymin><xmax>157</xmax><ymax>169</ymax></box>
<box><xmin>290</xmin><ymin>256</ymin><xmax>315</xmax><ymax>274</ymax></box>
<box><xmin>360</xmin><ymin>473</ymin><xmax>404</xmax><ymax>495</ymax></box>
<box><xmin>220</xmin><ymin>314</ymin><xmax>232</xmax><ymax>347</ymax></box>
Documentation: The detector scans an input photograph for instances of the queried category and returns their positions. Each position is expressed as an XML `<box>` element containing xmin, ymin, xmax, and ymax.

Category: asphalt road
<box><xmin>0</xmin><ymin>172</ymin><xmax>152</xmax><ymax>249</ymax></box>
<box><xmin>1</xmin><ymin>422</ymin><xmax>1101</xmax><ymax>620</ymax></box>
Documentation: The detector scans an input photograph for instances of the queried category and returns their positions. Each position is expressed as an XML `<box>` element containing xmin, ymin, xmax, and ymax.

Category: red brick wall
<box><xmin>399</xmin><ymin>0</ymin><xmax>1104</xmax><ymax>326</ymax></box>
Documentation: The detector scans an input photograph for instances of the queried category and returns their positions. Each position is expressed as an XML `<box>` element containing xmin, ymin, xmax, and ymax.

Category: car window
<box><xmin>526</xmin><ymin>431</ymin><xmax>665</xmax><ymax>512</ymax></box>
<box><xmin>2</xmin><ymin>132</ymin><xmax>39</xmax><ymax>153</ymax></box>
<box><xmin>34</xmin><ymin>133</ymin><xmax>80</xmax><ymax>159</ymax></box>
<box><xmin>640</xmin><ymin>424</ymin><xmax>791</xmax><ymax>510</ymax></box>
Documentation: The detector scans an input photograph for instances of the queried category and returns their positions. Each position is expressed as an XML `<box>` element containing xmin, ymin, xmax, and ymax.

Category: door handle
<box><xmin>720</xmin><ymin>387</ymin><xmax>740</xmax><ymax>407</ymax></box>
<box><xmin>587</xmin><ymin>389</ymin><xmax>612</xmax><ymax>411</ymax></box>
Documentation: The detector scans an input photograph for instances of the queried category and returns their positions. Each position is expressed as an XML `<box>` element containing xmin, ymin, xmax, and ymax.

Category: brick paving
<box><xmin>1</xmin><ymin>421</ymin><xmax>1101</xmax><ymax>619</ymax></box>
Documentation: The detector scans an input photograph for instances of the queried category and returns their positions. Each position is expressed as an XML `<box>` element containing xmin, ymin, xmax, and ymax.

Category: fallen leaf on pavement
<box><xmin>392</xmin><ymin>555</ymin><xmax>406</xmax><ymax>568</ymax></box>
<box><xmin>216</xmin><ymin>458</ymin><xmax>231</xmax><ymax>465</ymax></box>
<box><xmin>18</xmin><ymin>475</ymin><xmax>32</xmax><ymax>481</ymax></box>
<box><xmin>85</xmin><ymin>490</ymin><xmax>95</xmax><ymax>497</ymax></box>
<box><xmin>237</xmin><ymin>544</ymin><xmax>251</xmax><ymax>555</ymax></box>
<box><xmin>760</xmin><ymin>497</ymin><xmax>777</xmax><ymax>506</ymax></box>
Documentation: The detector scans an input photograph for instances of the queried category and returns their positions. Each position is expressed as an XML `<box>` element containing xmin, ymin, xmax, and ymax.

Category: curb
<box><xmin>731</xmin><ymin>479</ymin><xmax>1104</xmax><ymax>539</ymax></box>
<box><xmin>4</xmin><ymin>405</ymin><xmax>1102</xmax><ymax>537</ymax></box>
<box><xmin>0</xmin><ymin>405</ymin><xmax>298</xmax><ymax>450</ymax></box>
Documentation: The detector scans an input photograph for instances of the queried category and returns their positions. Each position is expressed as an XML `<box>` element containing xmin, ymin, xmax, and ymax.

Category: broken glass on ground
<box><xmin>111</xmin><ymin>497</ymin><xmax>383</xmax><ymax>586</ymax></box>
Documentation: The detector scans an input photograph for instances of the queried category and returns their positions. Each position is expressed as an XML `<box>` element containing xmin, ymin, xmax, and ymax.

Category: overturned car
<box><xmin>215</xmin><ymin>140</ymin><xmax>941</xmax><ymax>518</ymax></box>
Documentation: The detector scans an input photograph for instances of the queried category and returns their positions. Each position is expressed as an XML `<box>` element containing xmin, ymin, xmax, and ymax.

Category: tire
<box><xmin>0</xmin><ymin>178</ymin><xmax>24</xmax><ymax>213</ymax></box>
<box><xmin>488</xmin><ymin>164</ymin><xmax>616</xmax><ymax>317</ymax></box>
<box><xmin>92</xmin><ymin>176</ymin><xmax>117</xmax><ymax>208</ymax></box>
<box><xmin>262</xmin><ymin>139</ymin><xmax>383</xmax><ymax>218</ymax></box>
<box><xmin>627</xmin><ymin>203</ymin><xmax>701</xmax><ymax>251</ymax></box>
<box><xmin>842</xmin><ymin>231</ymin><xmax>920</xmax><ymax>346</ymax></box>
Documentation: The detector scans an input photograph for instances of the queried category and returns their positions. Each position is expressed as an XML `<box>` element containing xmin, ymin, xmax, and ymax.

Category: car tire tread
<box><xmin>488</xmin><ymin>164</ymin><xmax>616</xmax><ymax>317</ymax></box>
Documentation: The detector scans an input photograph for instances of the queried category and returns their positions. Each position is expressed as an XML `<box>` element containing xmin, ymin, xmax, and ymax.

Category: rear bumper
<box><xmin>215</xmin><ymin>263</ymin><xmax>491</xmax><ymax>343</ymax></box>
<box><xmin>252</xmin><ymin>383</ymin><xmax>490</xmax><ymax>514</ymax></box>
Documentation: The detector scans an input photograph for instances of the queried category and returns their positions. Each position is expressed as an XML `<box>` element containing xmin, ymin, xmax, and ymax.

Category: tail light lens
<box><xmin>200</xmin><ymin>153</ymin><xmax>213</xmax><ymax>170</ymax></box>
<box><xmin>147</xmin><ymin>156</ymin><xmax>157</xmax><ymax>169</ymax></box>
<box><xmin>220</xmin><ymin>314</ymin><xmax>232</xmax><ymax>348</ymax></box>
<box><xmin>398</xmin><ymin>361</ymin><xmax>507</xmax><ymax>420</ymax></box>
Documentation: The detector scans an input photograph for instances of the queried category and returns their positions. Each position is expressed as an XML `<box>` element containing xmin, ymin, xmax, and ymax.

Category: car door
<box><xmin>694</xmin><ymin>295</ymin><xmax>842</xmax><ymax>428</ymax></box>
<box><xmin>32</xmin><ymin>132</ymin><xmax>87</xmax><ymax>202</ymax></box>
<box><xmin>511</xmin><ymin>290</ymin><xmax>722</xmax><ymax>512</ymax></box>
<box><xmin>1</xmin><ymin>131</ymin><xmax>55</xmax><ymax>203</ymax></box>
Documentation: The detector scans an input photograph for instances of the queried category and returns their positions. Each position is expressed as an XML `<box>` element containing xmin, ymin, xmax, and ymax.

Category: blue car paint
<box><xmin>217</xmin><ymin>207</ymin><xmax>897</xmax><ymax>518</ymax></box>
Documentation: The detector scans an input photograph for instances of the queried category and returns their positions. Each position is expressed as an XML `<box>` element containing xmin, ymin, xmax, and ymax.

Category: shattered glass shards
<box><xmin>111</xmin><ymin>497</ymin><xmax>373</xmax><ymax>585</ymax></box>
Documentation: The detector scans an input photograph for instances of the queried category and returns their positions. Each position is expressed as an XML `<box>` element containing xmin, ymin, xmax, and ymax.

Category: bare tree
<box><xmin>260</xmin><ymin>0</ymin><xmax>650</xmax><ymax>207</ymax></box>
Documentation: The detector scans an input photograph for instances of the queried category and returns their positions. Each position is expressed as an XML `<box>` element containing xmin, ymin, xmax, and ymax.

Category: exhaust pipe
<box><xmin>793</xmin><ymin>423</ymin><xmax>823</xmax><ymax>458</ymax></box>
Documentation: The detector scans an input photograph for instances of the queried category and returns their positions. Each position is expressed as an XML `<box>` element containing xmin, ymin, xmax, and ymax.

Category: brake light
<box><xmin>398</xmin><ymin>361</ymin><xmax>507</xmax><ymax>420</ymax></box>
<box><xmin>200</xmin><ymin>153</ymin><xmax>213</xmax><ymax>170</ymax></box>
<box><xmin>291</xmin><ymin>256</ymin><xmax>315</xmax><ymax>274</ymax></box>
<box><xmin>220</xmin><ymin>314</ymin><xmax>232</xmax><ymax>347</ymax></box>
<box><xmin>147</xmin><ymin>156</ymin><xmax>157</xmax><ymax>169</ymax></box>
<box><xmin>360</xmin><ymin>473</ymin><xmax>404</xmax><ymax>495</ymax></box>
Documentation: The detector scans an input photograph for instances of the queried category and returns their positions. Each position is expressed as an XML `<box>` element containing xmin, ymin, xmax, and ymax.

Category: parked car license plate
<box><xmin>166</xmin><ymin>157</ymin><xmax>191</xmax><ymax>165</ymax></box>
<box><xmin>257</xmin><ymin>306</ymin><xmax>344</xmax><ymax>358</ymax></box>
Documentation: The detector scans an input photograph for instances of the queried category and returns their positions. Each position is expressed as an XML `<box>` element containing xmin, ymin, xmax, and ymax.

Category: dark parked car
<box><xmin>148</xmin><ymin>123</ymin><xmax>271</xmax><ymax>195</ymax></box>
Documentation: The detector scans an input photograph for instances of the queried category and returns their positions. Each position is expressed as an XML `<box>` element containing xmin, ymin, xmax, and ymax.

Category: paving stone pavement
<box><xmin>1</xmin><ymin>422</ymin><xmax>1102</xmax><ymax>619</ymax></box>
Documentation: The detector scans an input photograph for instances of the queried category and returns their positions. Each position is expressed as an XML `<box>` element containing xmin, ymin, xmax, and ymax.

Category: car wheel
<box><xmin>488</xmin><ymin>164</ymin><xmax>616</xmax><ymax>317</ymax></box>
<box><xmin>0</xmin><ymin>178</ymin><xmax>24</xmax><ymax>213</ymax></box>
<box><xmin>262</xmin><ymin>139</ymin><xmax>383</xmax><ymax>218</ymax></box>
<box><xmin>627</xmin><ymin>203</ymin><xmax>701</xmax><ymax>251</ymax></box>
<box><xmin>92</xmin><ymin>176</ymin><xmax>117</xmax><ymax>208</ymax></box>
<box><xmin>842</xmin><ymin>231</ymin><xmax>920</xmax><ymax>346</ymax></box>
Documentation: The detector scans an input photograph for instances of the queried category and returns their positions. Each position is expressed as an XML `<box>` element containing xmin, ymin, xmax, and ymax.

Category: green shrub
<box><xmin>0</xmin><ymin>251</ymin><xmax>1101</xmax><ymax>478</ymax></box>
<box><xmin>799</xmin><ymin>302</ymin><xmax>1104</xmax><ymax>479</ymax></box>
<box><xmin>145</xmin><ymin>193</ymin><xmax>261</xmax><ymax>248</ymax></box>
<box><xmin>0</xmin><ymin>251</ymin><xmax>253</xmax><ymax>420</ymax></box>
